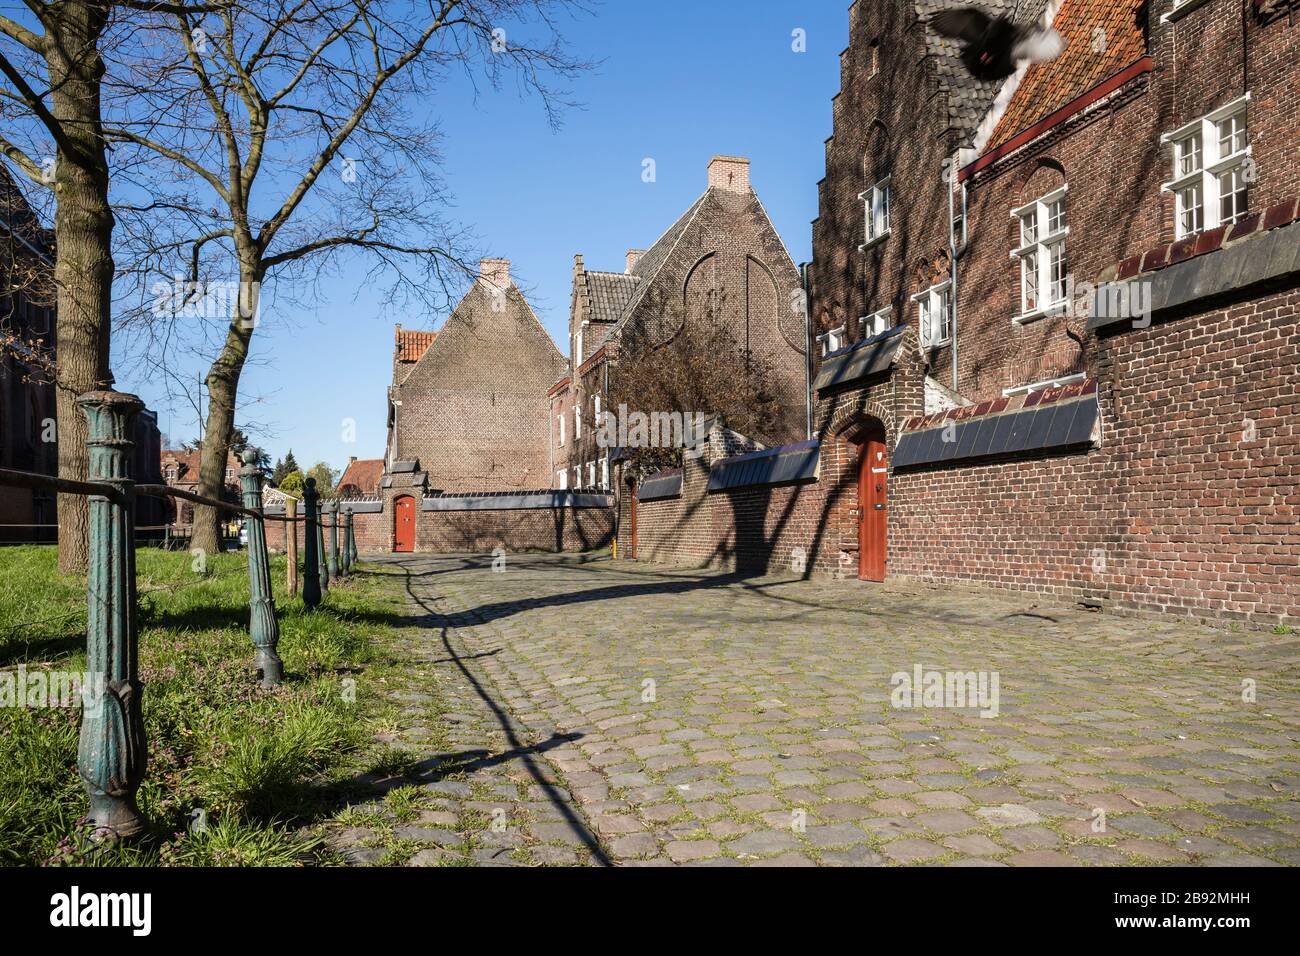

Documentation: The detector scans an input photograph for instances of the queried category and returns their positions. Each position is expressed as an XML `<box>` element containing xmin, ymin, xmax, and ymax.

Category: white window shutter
<box><xmin>919</xmin><ymin>299</ymin><xmax>932</xmax><ymax>349</ymax></box>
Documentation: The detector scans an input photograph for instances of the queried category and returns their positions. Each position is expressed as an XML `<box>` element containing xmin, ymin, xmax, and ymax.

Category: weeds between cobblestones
<box><xmin>324</xmin><ymin>552</ymin><xmax>1300</xmax><ymax>867</ymax></box>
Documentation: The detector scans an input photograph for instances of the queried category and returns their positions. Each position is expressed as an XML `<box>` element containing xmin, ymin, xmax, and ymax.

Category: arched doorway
<box><xmin>394</xmin><ymin>495</ymin><xmax>416</xmax><ymax>553</ymax></box>
<box><xmin>857</xmin><ymin>422</ymin><xmax>888</xmax><ymax>582</ymax></box>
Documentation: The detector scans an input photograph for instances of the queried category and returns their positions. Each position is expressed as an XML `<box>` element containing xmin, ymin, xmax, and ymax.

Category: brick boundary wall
<box><xmin>620</xmin><ymin>285</ymin><xmax>1299</xmax><ymax>628</ymax></box>
<box><xmin>347</xmin><ymin>499</ymin><xmax>613</xmax><ymax>556</ymax></box>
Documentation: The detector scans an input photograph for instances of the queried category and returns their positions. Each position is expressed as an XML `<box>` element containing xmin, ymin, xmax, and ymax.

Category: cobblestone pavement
<box><xmin>338</xmin><ymin>553</ymin><xmax>1300</xmax><ymax>867</ymax></box>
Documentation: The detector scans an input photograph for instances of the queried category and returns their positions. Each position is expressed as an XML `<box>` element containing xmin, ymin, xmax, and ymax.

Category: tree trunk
<box><xmin>47</xmin><ymin>4</ymin><xmax>114</xmax><ymax>574</ymax></box>
<box><xmin>191</xmin><ymin>260</ymin><xmax>259</xmax><ymax>556</ymax></box>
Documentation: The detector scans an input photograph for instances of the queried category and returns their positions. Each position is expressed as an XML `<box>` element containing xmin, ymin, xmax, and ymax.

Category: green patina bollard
<box><xmin>327</xmin><ymin>500</ymin><xmax>340</xmax><ymax>580</ymax></box>
<box><xmin>238</xmin><ymin>452</ymin><xmax>283</xmax><ymax>685</ymax></box>
<box><xmin>302</xmin><ymin>478</ymin><xmax>322</xmax><ymax>609</ymax></box>
<box><xmin>316</xmin><ymin>497</ymin><xmax>329</xmax><ymax>593</ymax></box>
<box><xmin>336</xmin><ymin>504</ymin><xmax>350</xmax><ymax>578</ymax></box>
<box><xmin>77</xmin><ymin>391</ymin><xmax>148</xmax><ymax>840</ymax></box>
<box><xmin>343</xmin><ymin>509</ymin><xmax>356</xmax><ymax>572</ymax></box>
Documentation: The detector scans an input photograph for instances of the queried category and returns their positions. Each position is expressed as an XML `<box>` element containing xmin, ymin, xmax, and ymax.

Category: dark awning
<box><xmin>894</xmin><ymin>382</ymin><xmax>1100</xmax><ymax>469</ymax></box>
<box><xmin>814</xmin><ymin>325</ymin><xmax>907</xmax><ymax>392</ymax></box>
<box><xmin>637</xmin><ymin>469</ymin><xmax>682</xmax><ymax>501</ymax></box>
<box><xmin>708</xmin><ymin>440</ymin><xmax>820</xmax><ymax>492</ymax></box>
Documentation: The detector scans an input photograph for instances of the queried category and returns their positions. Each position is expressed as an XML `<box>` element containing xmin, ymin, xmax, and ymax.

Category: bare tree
<box><xmin>103</xmin><ymin>0</ymin><xmax>590</xmax><ymax>554</ymax></box>
<box><xmin>0</xmin><ymin>1</ymin><xmax>122</xmax><ymax>571</ymax></box>
<box><xmin>610</xmin><ymin>298</ymin><xmax>783</xmax><ymax>478</ymax></box>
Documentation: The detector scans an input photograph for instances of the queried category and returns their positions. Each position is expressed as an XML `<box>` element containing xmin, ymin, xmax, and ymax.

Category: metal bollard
<box><xmin>343</xmin><ymin>509</ymin><xmax>356</xmax><ymax>573</ymax></box>
<box><xmin>77</xmin><ymin>390</ymin><xmax>148</xmax><ymax>840</ymax></box>
<box><xmin>327</xmin><ymin>500</ymin><xmax>340</xmax><ymax>581</ymax></box>
<box><xmin>238</xmin><ymin>452</ymin><xmax>283</xmax><ymax>685</ymax></box>
<box><xmin>316</xmin><ymin>497</ymin><xmax>329</xmax><ymax>594</ymax></box>
<box><xmin>303</xmin><ymin>479</ymin><xmax>322</xmax><ymax>609</ymax></box>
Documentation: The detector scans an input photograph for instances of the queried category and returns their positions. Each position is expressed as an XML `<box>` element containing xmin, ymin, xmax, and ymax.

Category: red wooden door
<box><xmin>858</xmin><ymin>437</ymin><xmax>888</xmax><ymax>582</ymax></box>
<box><xmin>394</xmin><ymin>495</ymin><xmax>415</xmax><ymax>553</ymax></box>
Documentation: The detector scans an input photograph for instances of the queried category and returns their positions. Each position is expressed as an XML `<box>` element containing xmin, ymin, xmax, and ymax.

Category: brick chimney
<box><xmin>626</xmin><ymin>249</ymin><xmax>647</xmax><ymax>273</ymax></box>
<box><xmin>708</xmin><ymin>156</ymin><xmax>750</xmax><ymax>193</ymax></box>
<box><xmin>479</xmin><ymin>257</ymin><xmax>511</xmax><ymax>289</ymax></box>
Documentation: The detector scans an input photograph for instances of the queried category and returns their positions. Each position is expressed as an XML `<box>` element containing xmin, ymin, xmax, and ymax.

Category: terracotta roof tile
<box><xmin>337</xmin><ymin>458</ymin><xmax>384</xmax><ymax>496</ymax></box>
<box><xmin>395</xmin><ymin>327</ymin><xmax>437</xmax><ymax>363</ymax></box>
<box><xmin>984</xmin><ymin>0</ymin><xmax>1147</xmax><ymax>154</ymax></box>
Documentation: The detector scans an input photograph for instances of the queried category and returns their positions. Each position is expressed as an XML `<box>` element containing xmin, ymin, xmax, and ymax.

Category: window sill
<box><xmin>858</xmin><ymin>232</ymin><xmax>890</xmax><ymax>253</ymax></box>
<box><xmin>1161</xmin><ymin>0</ymin><xmax>1213</xmax><ymax>23</ymax></box>
<box><xmin>1013</xmin><ymin>301</ymin><xmax>1069</xmax><ymax>325</ymax></box>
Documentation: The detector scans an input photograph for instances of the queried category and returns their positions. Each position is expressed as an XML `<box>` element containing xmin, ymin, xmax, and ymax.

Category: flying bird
<box><xmin>929</xmin><ymin>6</ymin><xmax>1065</xmax><ymax>81</ymax></box>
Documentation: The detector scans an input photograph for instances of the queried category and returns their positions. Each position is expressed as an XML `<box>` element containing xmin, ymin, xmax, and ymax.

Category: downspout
<box><xmin>947</xmin><ymin>157</ymin><xmax>960</xmax><ymax>394</ymax></box>
<box><xmin>800</xmin><ymin>262</ymin><xmax>813</xmax><ymax>440</ymax></box>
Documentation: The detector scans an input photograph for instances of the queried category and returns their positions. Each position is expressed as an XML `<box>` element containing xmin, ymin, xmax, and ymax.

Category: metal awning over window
<box><xmin>894</xmin><ymin>380</ymin><xmax>1100</xmax><ymax>469</ymax></box>
<box><xmin>814</xmin><ymin>325</ymin><xmax>907</xmax><ymax>393</ymax></box>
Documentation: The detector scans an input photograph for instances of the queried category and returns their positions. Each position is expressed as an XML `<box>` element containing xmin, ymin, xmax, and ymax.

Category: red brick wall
<box><xmin>341</xmin><ymin>498</ymin><xmax>613</xmax><ymax>555</ymax></box>
<box><xmin>624</xmin><ymin>284</ymin><xmax>1300</xmax><ymax>626</ymax></box>
<box><xmin>416</xmin><ymin>507</ymin><xmax>612</xmax><ymax>554</ymax></box>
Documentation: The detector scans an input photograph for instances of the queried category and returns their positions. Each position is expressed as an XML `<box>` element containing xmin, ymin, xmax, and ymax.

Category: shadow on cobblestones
<box><xmin>395</xmin><ymin>563</ymin><xmax>613</xmax><ymax>866</ymax></box>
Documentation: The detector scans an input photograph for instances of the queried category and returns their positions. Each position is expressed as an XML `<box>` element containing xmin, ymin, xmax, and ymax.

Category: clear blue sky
<box><xmin>120</xmin><ymin>1</ymin><xmax>848</xmax><ymax>474</ymax></box>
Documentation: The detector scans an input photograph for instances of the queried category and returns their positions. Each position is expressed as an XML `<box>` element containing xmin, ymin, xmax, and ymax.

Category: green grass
<box><xmin>0</xmin><ymin>545</ymin><xmax>407</xmax><ymax>867</ymax></box>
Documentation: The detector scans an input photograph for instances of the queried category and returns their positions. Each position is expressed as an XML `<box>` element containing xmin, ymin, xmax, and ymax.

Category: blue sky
<box><xmin>120</xmin><ymin>1</ymin><xmax>848</xmax><ymax>474</ymax></box>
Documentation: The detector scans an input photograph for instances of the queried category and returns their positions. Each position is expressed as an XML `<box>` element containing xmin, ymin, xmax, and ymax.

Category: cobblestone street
<box><xmin>335</xmin><ymin>553</ymin><xmax>1300</xmax><ymax>867</ymax></box>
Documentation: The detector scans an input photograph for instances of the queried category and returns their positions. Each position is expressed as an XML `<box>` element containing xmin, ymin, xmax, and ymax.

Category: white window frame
<box><xmin>557</xmin><ymin>414</ymin><xmax>565</xmax><ymax>446</ymax></box>
<box><xmin>594</xmin><ymin>394</ymin><xmax>601</xmax><ymax>418</ymax></box>
<box><xmin>572</xmin><ymin>465</ymin><xmax>581</xmax><ymax>490</ymax></box>
<box><xmin>587</xmin><ymin>461</ymin><xmax>596</xmax><ymax>488</ymax></box>
<box><xmin>1002</xmin><ymin>372</ymin><xmax>1087</xmax><ymax>398</ymax></box>
<box><xmin>860</xmin><ymin>307</ymin><xmax>891</xmax><ymax>340</ymax></box>
<box><xmin>1161</xmin><ymin>0</ymin><xmax>1214</xmax><ymax>23</ymax></box>
<box><xmin>600</xmin><ymin>458</ymin><xmax>609</xmax><ymax>491</ymax></box>
<box><xmin>574</xmin><ymin>405</ymin><xmax>581</xmax><ymax>439</ymax></box>
<box><xmin>817</xmin><ymin>325</ymin><xmax>846</xmax><ymax>356</ymax></box>
<box><xmin>557</xmin><ymin>469</ymin><xmax>568</xmax><ymax>490</ymax></box>
<box><xmin>913</xmin><ymin>281</ymin><xmax>952</xmax><ymax>349</ymax></box>
<box><xmin>1011</xmin><ymin>184</ymin><xmax>1069</xmax><ymax>324</ymax></box>
<box><xmin>1161</xmin><ymin>95</ymin><xmax>1251</xmax><ymax>240</ymax></box>
<box><xmin>857</xmin><ymin>176</ymin><xmax>891</xmax><ymax>250</ymax></box>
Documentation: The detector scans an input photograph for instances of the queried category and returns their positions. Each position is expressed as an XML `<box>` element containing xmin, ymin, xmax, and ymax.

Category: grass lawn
<box><xmin>0</xmin><ymin>544</ymin><xmax>418</xmax><ymax>867</ymax></box>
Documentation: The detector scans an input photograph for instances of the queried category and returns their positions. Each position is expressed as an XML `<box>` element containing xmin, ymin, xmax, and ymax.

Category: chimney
<box><xmin>708</xmin><ymin>156</ymin><xmax>750</xmax><ymax>194</ymax></box>
<box><xmin>479</xmin><ymin>257</ymin><xmax>511</xmax><ymax>289</ymax></box>
<box><xmin>349</xmin><ymin>456</ymin><xmax>357</xmax><ymax>463</ymax></box>
<box><xmin>625</xmin><ymin>249</ymin><xmax>647</xmax><ymax>273</ymax></box>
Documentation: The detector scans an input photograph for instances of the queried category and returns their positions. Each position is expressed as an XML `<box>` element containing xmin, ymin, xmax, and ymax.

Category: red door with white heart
<box><xmin>858</xmin><ymin>430</ymin><xmax>888</xmax><ymax>582</ymax></box>
<box><xmin>394</xmin><ymin>495</ymin><xmax>416</xmax><ymax>553</ymax></box>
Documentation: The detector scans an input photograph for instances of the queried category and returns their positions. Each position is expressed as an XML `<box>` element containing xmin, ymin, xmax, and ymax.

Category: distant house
<box><xmin>551</xmin><ymin>155</ymin><xmax>808</xmax><ymax>492</ymax></box>
<box><xmin>160</xmin><ymin>448</ymin><xmax>241</xmax><ymax>528</ymax></box>
<box><xmin>337</xmin><ymin>457</ymin><xmax>383</xmax><ymax>498</ymax></box>
<box><xmin>386</xmin><ymin>258</ymin><xmax>568</xmax><ymax>492</ymax></box>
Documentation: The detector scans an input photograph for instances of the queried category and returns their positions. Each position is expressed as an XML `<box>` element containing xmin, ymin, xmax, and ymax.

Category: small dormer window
<box><xmin>817</xmin><ymin>326</ymin><xmax>846</xmax><ymax>356</ymax></box>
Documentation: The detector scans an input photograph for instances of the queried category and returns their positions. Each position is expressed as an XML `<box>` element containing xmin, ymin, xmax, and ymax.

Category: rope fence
<box><xmin>0</xmin><ymin>389</ymin><xmax>361</xmax><ymax>841</ymax></box>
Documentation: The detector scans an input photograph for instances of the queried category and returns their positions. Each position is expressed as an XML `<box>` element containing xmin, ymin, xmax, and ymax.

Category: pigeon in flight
<box><xmin>929</xmin><ymin>6</ymin><xmax>1065</xmax><ymax>81</ymax></box>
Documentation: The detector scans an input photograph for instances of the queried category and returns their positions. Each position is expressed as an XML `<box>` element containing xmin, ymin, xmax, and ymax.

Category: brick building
<box><xmin>160</xmin><ymin>447</ymin><xmax>241</xmax><ymax>528</ymax></box>
<box><xmin>551</xmin><ymin>155</ymin><xmax>809</xmax><ymax>493</ymax></box>
<box><xmin>337</xmin><ymin>457</ymin><xmax>384</xmax><ymax>498</ymax></box>
<box><xmin>624</xmin><ymin>0</ymin><xmax>1299</xmax><ymax>627</ymax></box>
<box><xmin>386</xmin><ymin>258</ymin><xmax>568</xmax><ymax>493</ymax></box>
<box><xmin>0</xmin><ymin>166</ymin><xmax>57</xmax><ymax>543</ymax></box>
<box><xmin>1</xmin><ymin>167</ymin><xmax>165</xmax><ymax>542</ymax></box>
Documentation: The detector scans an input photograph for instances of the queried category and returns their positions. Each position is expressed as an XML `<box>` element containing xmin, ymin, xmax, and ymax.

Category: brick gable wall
<box><xmin>394</xmin><ymin>275</ymin><xmax>567</xmax><ymax>492</ymax></box>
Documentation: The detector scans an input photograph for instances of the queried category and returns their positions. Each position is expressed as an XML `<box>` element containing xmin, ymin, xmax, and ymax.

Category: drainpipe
<box><xmin>947</xmin><ymin>157</ymin><xmax>960</xmax><ymax>394</ymax></box>
<box><xmin>800</xmin><ymin>261</ymin><xmax>813</xmax><ymax>440</ymax></box>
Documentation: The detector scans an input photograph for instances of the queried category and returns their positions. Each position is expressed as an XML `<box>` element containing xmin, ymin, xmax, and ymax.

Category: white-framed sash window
<box><xmin>1011</xmin><ymin>185</ymin><xmax>1069</xmax><ymax>323</ymax></box>
<box><xmin>914</xmin><ymin>282</ymin><xmax>952</xmax><ymax>348</ymax></box>
<box><xmin>1162</xmin><ymin>95</ymin><xmax>1251</xmax><ymax>239</ymax></box>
